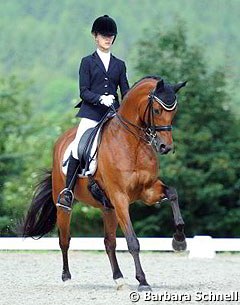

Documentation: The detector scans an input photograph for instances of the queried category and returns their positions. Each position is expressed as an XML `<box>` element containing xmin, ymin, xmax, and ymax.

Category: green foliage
<box><xmin>132</xmin><ymin>23</ymin><xmax>240</xmax><ymax>237</ymax></box>
<box><xmin>0</xmin><ymin>76</ymin><xmax>32</xmax><ymax>234</ymax></box>
<box><xmin>0</xmin><ymin>0</ymin><xmax>239</xmax><ymax>114</ymax></box>
<box><xmin>71</xmin><ymin>204</ymin><xmax>103</xmax><ymax>237</ymax></box>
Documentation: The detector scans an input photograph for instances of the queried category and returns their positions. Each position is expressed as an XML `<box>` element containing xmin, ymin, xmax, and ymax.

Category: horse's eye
<box><xmin>153</xmin><ymin>108</ymin><xmax>160</xmax><ymax>115</ymax></box>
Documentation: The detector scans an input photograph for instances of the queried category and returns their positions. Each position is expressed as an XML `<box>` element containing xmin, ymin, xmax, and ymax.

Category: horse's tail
<box><xmin>21</xmin><ymin>170</ymin><xmax>57</xmax><ymax>239</ymax></box>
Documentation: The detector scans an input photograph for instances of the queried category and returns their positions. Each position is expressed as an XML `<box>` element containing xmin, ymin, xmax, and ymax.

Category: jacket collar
<box><xmin>92</xmin><ymin>51</ymin><xmax>116</xmax><ymax>75</ymax></box>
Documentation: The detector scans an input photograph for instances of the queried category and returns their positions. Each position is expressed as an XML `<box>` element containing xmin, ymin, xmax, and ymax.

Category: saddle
<box><xmin>62</xmin><ymin>110</ymin><xmax>115</xmax><ymax>177</ymax></box>
<box><xmin>78</xmin><ymin>126</ymin><xmax>99</xmax><ymax>175</ymax></box>
<box><xmin>77</xmin><ymin>110</ymin><xmax>115</xmax><ymax>175</ymax></box>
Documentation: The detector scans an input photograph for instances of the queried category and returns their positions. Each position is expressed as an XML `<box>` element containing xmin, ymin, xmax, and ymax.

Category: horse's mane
<box><xmin>131</xmin><ymin>75</ymin><xmax>162</xmax><ymax>89</ymax></box>
<box><xmin>122</xmin><ymin>75</ymin><xmax>162</xmax><ymax>101</ymax></box>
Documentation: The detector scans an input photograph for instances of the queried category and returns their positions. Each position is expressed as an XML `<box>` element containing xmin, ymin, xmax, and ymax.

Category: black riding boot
<box><xmin>57</xmin><ymin>154</ymin><xmax>80</xmax><ymax>211</ymax></box>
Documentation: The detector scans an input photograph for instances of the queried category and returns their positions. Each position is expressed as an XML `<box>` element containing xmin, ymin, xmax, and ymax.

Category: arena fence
<box><xmin>0</xmin><ymin>236</ymin><xmax>240</xmax><ymax>258</ymax></box>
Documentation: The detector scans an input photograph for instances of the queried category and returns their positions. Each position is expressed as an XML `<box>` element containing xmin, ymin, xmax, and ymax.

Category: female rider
<box><xmin>57</xmin><ymin>15</ymin><xmax>129</xmax><ymax>211</ymax></box>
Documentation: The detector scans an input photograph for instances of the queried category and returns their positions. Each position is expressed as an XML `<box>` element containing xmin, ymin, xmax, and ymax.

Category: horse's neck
<box><xmin>114</xmin><ymin>83</ymin><xmax>157</xmax><ymax>159</ymax></box>
<box><xmin>118</xmin><ymin>81</ymin><xmax>154</xmax><ymax>125</ymax></box>
<box><xmin>118</xmin><ymin>95</ymin><xmax>141</xmax><ymax>126</ymax></box>
<box><xmin>106</xmin><ymin>80</ymin><xmax>158</xmax><ymax>178</ymax></box>
<box><xmin>107</xmin><ymin>113</ymin><xmax>158</xmax><ymax>176</ymax></box>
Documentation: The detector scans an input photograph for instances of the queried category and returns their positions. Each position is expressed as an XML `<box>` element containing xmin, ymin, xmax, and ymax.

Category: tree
<box><xmin>0</xmin><ymin>77</ymin><xmax>32</xmax><ymax>234</ymax></box>
<box><xmin>132</xmin><ymin>22</ymin><xmax>240</xmax><ymax>237</ymax></box>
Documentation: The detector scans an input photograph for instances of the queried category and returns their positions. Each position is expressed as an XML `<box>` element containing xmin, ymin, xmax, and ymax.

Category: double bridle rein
<box><xmin>111</xmin><ymin>89</ymin><xmax>178</xmax><ymax>148</ymax></box>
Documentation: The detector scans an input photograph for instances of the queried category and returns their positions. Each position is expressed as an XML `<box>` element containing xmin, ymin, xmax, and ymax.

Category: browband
<box><xmin>149</xmin><ymin>91</ymin><xmax>178</xmax><ymax>111</ymax></box>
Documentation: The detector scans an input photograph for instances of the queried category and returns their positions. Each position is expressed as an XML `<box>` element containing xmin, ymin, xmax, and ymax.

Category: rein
<box><xmin>111</xmin><ymin>106</ymin><xmax>148</xmax><ymax>143</ymax></box>
<box><xmin>111</xmin><ymin>90</ymin><xmax>177</xmax><ymax>147</ymax></box>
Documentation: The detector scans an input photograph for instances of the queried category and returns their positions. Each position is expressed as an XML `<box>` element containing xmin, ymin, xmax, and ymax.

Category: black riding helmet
<box><xmin>91</xmin><ymin>15</ymin><xmax>117</xmax><ymax>43</ymax></box>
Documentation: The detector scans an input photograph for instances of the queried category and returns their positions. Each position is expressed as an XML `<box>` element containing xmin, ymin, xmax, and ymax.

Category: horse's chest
<box><xmin>136</xmin><ymin>169</ymin><xmax>155</xmax><ymax>185</ymax></box>
<box><xmin>137</xmin><ymin>149</ymin><xmax>158</xmax><ymax>173</ymax></box>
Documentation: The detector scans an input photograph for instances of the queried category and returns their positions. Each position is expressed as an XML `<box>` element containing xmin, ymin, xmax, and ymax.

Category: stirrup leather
<box><xmin>56</xmin><ymin>188</ymin><xmax>74</xmax><ymax>211</ymax></box>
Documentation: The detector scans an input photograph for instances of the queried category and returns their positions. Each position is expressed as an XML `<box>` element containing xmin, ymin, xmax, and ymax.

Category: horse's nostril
<box><xmin>159</xmin><ymin>144</ymin><xmax>172</xmax><ymax>155</ymax></box>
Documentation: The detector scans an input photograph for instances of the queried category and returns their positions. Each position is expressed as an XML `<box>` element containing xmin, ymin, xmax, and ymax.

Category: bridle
<box><xmin>111</xmin><ymin>89</ymin><xmax>178</xmax><ymax>149</ymax></box>
<box><xmin>145</xmin><ymin>89</ymin><xmax>177</xmax><ymax>131</ymax></box>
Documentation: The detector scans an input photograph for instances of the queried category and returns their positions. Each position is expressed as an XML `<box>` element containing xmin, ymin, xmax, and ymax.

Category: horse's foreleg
<box><xmin>57</xmin><ymin>208</ymin><xmax>72</xmax><ymax>281</ymax></box>
<box><xmin>103</xmin><ymin>208</ymin><xmax>126</xmax><ymax>289</ymax></box>
<box><xmin>141</xmin><ymin>180</ymin><xmax>186</xmax><ymax>251</ymax></box>
<box><xmin>165</xmin><ymin>187</ymin><xmax>187</xmax><ymax>251</ymax></box>
<box><xmin>113</xmin><ymin>197</ymin><xmax>151</xmax><ymax>291</ymax></box>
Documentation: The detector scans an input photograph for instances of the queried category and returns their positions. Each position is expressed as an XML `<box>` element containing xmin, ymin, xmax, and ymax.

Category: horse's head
<box><xmin>140</xmin><ymin>78</ymin><xmax>187</xmax><ymax>154</ymax></box>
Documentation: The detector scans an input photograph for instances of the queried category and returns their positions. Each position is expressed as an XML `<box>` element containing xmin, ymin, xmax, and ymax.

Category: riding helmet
<box><xmin>91</xmin><ymin>15</ymin><xmax>118</xmax><ymax>37</ymax></box>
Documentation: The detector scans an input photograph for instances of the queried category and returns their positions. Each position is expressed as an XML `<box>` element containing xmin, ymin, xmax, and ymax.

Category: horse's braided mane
<box><xmin>122</xmin><ymin>75</ymin><xmax>162</xmax><ymax>101</ymax></box>
<box><xmin>131</xmin><ymin>75</ymin><xmax>162</xmax><ymax>89</ymax></box>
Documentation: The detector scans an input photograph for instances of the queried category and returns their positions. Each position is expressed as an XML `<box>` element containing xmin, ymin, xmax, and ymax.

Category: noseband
<box><xmin>112</xmin><ymin>89</ymin><xmax>177</xmax><ymax>149</ymax></box>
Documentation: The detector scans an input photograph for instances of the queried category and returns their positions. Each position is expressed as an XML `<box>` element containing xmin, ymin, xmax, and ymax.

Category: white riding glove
<box><xmin>99</xmin><ymin>95</ymin><xmax>115</xmax><ymax>107</ymax></box>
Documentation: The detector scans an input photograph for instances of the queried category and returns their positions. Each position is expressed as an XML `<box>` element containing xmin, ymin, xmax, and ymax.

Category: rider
<box><xmin>57</xmin><ymin>15</ymin><xmax>129</xmax><ymax>211</ymax></box>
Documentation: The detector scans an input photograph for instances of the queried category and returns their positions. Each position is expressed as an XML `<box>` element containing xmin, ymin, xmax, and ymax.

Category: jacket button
<box><xmin>105</xmin><ymin>92</ymin><xmax>108</xmax><ymax>95</ymax></box>
<box><xmin>104</xmin><ymin>77</ymin><xmax>108</xmax><ymax>81</ymax></box>
<box><xmin>104</xmin><ymin>84</ymin><xmax>108</xmax><ymax>88</ymax></box>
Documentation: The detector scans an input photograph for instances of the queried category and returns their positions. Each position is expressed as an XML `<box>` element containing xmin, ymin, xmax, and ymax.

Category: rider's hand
<box><xmin>99</xmin><ymin>95</ymin><xmax>115</xmax><ymax>107</ymax></box>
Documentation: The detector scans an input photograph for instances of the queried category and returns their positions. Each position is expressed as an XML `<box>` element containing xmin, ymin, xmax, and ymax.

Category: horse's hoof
<box><xmin>62</xmin><ymin>271</ymin><xmax>71</xmax><ymax>282</ymax></box>
<box><xmin>138</xmin><ymin>284</ymin><xmax>152</xmax><ymax>292</ymax></box>
<box><xmin>172</xmin><ymin>234</ymin><xmax>187</xmax><ymax>252</ymax></box>
<box><xmin>114</xmin><ymin>277</ymin><xmax>129</xmax><ymax>290</ymax></box>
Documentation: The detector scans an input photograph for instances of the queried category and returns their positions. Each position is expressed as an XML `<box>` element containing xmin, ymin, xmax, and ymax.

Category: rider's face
<box><xmin>94</xmin><ymin>34</ymin><xmax>115</xmax><ymax>52</ymax></box>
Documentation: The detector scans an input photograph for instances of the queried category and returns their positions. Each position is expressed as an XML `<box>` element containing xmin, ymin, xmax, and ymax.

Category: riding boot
<box><xmin>57</xmin><ymin>154</ymin><xmax>80</xmax><ymax>211</ymax></box>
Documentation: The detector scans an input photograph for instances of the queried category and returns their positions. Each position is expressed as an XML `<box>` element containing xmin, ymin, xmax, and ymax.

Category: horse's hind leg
<box><xmin>103</xmin><ymin>208</ymin><xmax>126</xmax><ymax>290</ymax></box>
<box><xmin>113</xmin><ymin>196</ymin><xmax>151</xmax><ymax>292</ymax></box>
<box><xmin>57</xmin><ymin>208</ymin><xmax>72</xmax><ymax>281</ymax></box>
<box><xmin>165</xmin><ymin>187</ymin><xmax>187</xmax><ymax>251</ymax></box>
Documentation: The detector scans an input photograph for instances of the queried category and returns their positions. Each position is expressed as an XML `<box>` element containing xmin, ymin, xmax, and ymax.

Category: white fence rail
<box><xmin>0</xmin><ymin>236</ymin><xmax>240</xmax><ymax>258</ymax></box>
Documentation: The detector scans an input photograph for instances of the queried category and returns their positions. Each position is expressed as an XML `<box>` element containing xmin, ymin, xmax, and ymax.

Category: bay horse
<box><xmin>22</xmin><ymin>76</ymin><xmax>187</xmax><ymax>291</ymax></box>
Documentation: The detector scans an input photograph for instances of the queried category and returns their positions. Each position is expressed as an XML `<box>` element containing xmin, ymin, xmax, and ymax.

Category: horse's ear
<box><xmin>156</xmin><ymin>79</ymin><xmax>164</xmax><ymax>92</ymax></box>
<box><xmin>173</xmin><ymin>81</ymin><xmax>187</xmax><ymax>93</ymax></box>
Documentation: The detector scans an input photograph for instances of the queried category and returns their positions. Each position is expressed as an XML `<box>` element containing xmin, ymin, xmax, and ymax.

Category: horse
<box><xmin>21</xmin><ymin>76</ymin><xmax>187</xmax><ymax>291</ymax></box>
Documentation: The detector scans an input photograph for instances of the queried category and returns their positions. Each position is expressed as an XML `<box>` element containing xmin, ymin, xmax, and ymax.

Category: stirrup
<box><xmin>56</xmin><ymin>188</ymin><xmax>74</xmax><ymax>211</ymax></box>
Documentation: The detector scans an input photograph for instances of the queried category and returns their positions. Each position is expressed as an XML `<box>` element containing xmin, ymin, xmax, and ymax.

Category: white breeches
<box><xmin>71</xmin><ymin>118</ymin><xmax>99</xmax><ymax>172</ymax></box>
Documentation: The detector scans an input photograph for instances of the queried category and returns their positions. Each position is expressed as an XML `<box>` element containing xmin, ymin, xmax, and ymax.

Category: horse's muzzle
<box><xmin>149</xmin><ymin>133</ymin><xmax>174</xmax><ymax>154</ymax></box>
<box><xmin>157</xmin><ymin>142</ymin><xmax>173</xmax><ymax>155</ymax></box>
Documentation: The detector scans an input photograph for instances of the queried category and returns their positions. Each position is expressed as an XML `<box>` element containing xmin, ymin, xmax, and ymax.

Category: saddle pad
<box><xmin>62</xmin><ymin>128</ymin><xmax>101</xmax><ymax>177</ymax></box>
